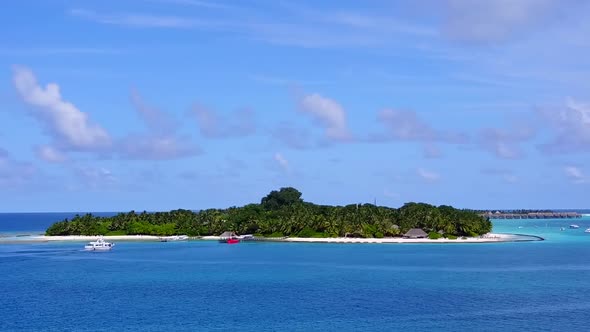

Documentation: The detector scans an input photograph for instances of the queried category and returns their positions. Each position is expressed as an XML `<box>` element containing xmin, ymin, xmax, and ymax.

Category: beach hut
<box><xmin>219</xmin><ymin>231</ymin><xmax>237</xmax><ymax>239</ymax></box>
<box><xmin>404</xmin><ymin>228</ymin><xmax>428</xmax><ymax>239</ymax></box>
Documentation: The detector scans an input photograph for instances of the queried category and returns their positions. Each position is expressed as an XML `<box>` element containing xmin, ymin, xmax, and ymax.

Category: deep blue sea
<box><xmin>2</xmin><ymin>213</ymin><xmax>590</xmax><ymax>331</ymax></box>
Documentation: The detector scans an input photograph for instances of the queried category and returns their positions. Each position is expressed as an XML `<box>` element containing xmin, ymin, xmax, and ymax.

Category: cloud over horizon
<box><xmin>0</xmin><ymin>150</ymin><xmax>41</xmax><ymax>190</ymax></box>
<box><xmin>122</xmin><ymin>91</ymin><xmax>200</xmax><ymax>160</ymax></box>
<box><xmin>538</xmin><ymin>99</ymin><xmax>590</xmax><ymax>154</ymax></box>
<box><xmin>274</xmin><ymin>152</ymin><xmax>290</xmax><ymax>173</ymax></box>
<box><xmin>298</xmin><ymin>93</ymin><xmax>352</xmax><ymax>142</ymax></box>
<box><xmin>374</xmin><ymin>109</ymin><xmax>468</xmax><ymax>144</ymax></box>
<box><xmin>479</xmin><ymin>125</ymin><xmax>534</xmax><ymax>159</ymax></box>
<box><xmin>417</xmin><ymin>168</ymin><xmax>440</xmax><ymax>182</ymax></box>
<box><xmin>2</xmin><ymin>0</ymin><xmax>590</xmax><ymax>210</ymax></box>
<box><xmin>12</xmin><ymin>68</ymin><xmax>200</xmax><ymax>161</ymax></box>
<box><xmin>35</xmin><ymin>145</ymin><xmax>67</xmax><ymax>163</ymax></box>
<box><xmin>13</xmin><ymin>66</ymin><xmax>112</xmax><ymax>151</ymax></box>
<box><xmin>564</xmin><ymin>166</ymin><xmax>587</xmax><ymax>184</ymax></box>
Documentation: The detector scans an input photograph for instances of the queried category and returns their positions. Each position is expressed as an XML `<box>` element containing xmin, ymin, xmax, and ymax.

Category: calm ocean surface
<box><xmin>1</xmin><ymin>213</ymin><xmax>590</xmax><ymax>331</ymax></box>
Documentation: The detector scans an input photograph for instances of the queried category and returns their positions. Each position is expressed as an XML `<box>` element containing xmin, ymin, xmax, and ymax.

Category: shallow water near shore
<box><xmin>1</xmin><ymin>214</ymin><xmax>590</xmax><ymax>331</ymax></box>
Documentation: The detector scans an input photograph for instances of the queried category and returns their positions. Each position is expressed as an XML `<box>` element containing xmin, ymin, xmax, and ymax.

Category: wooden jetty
<box><xmin>481</xmin><ymin>211</ymin><xmax>581</xmax><ymax>219</ymax></box>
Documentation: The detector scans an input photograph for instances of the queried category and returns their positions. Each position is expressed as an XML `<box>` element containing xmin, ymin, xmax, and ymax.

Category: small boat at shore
<box><xmin>159</xmin><ymin>235</ymin><xmax>188</xmax><ymax>242</ymax></box>
<box><xmin>84</xmin><ymin>237</ymin><xmax>114</xmax><ymax>251</ymax></box>
<box><xmin>570</xmin><ymin>225</ymin><xmax>580</xmax><ymax>229</ymax></box>
<box><xmin>218</xmin><ymin>231</ymin><xmax>241</xmax><ymax>244</ymax></box>
<box><xmin>226</xmin><ymin>237</ymin><xmax>240</xmax><ymax>244</ymax></box>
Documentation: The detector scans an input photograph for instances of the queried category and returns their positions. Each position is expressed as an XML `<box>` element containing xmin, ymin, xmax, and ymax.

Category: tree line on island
<box><xmin>46</xmin><ymin>187</ymin><xmax>492</xmax><ymax>239</ymax></box>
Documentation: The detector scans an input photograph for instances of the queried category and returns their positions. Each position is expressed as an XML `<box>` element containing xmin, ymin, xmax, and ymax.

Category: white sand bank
<box><xmin>283</xmin><ymin>233</ymin><xmax>533</xmax><ymax>243</ymax></box>
<box><xmin>0</xmin><ymin>233</ymin><xmax>541</xmax><ymax>244</ymax></box>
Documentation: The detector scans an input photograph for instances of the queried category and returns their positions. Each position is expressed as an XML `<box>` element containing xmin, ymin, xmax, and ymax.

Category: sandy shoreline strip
<box><xmin>282</xmin><ymin>233</ymin><xmax>541</xmax><ymax>243</ymax></box>
<box><xmin>0</xmin><ymin>233</ymin><xmax>541</xmax><ymax>243</ymax></box>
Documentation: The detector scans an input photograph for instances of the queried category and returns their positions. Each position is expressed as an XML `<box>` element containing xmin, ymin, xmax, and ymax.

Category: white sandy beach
<box><xmin>282</xmin><ymin>233</ymin><xmax>525</xmax><ymax>243</ymax></box>
<box><xmin>0</xmin><ymin>233</ymin><xmax>540</xmax><ymax>243</ymax></box>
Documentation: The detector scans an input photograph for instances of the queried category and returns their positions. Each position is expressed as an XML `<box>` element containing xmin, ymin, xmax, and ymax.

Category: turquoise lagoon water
<box><xmin>1</xmin><ymin>214</ymin><xmax>590</xmax><ymax>331</ymax></box>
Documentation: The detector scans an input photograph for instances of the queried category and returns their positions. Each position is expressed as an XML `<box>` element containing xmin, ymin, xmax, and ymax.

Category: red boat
<box><xmin>226</xmin><ymin>238</ymin><xmax>240</xmax><ymax>244</ymax></box>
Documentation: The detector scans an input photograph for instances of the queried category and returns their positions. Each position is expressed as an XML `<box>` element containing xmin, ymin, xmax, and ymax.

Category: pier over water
<box><xmin>481</xmin><ymin>211</ymin><xmax>582</xmax><ymax>219</ymax></box>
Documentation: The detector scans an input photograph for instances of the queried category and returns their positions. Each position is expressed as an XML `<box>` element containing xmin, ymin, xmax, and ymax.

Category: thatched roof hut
<box><xmin>219</xmin><ymin>231</ymin><xmax>237</xmax><ymax>239</ymax></box>
<box><xmin>404</xmin><ymin>228</ymin><xmax>428</xmax><ymax>239</ymax></box>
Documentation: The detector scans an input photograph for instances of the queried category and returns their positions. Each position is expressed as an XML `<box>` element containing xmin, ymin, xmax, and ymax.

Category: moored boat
<box><xmin>226</xmin><ymin>237</ymin><xmax>240</xmax><ymax>244</ymax></box>
<box><xmin>159</xmin><ymin>235</ymin><xmax>188</xmax><ymax>242</ymax></box>
<box><xmin>585</xmin><ymin>228</ymin><xmax>590</xmax><ymax>233</ymax></box>
<box><xmin>219</xmin><ymin>231</ymin><xmax>240</xmax><ymax>243</ymax></box>
<box><xmin>84</xmin><ymin>237</ymin><xmax>114</xmax><ymax>251</ymax></box>
<box><xmin>569</xmin><ymin>225</ymin><xmax>580</xmax><ymax>229</ymax></box>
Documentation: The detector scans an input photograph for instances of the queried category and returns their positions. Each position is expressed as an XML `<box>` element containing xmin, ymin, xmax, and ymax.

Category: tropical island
<box><xmin>46</xmin><ymin>187</ymin><xmax>493</xmax><ymax>239</ymax></box>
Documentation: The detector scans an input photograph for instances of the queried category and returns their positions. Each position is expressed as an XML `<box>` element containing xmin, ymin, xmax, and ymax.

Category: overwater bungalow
<box><xmin>481</xmin><ymin>211</ymin><xmax>581</xmax><ymax>219</ymax></box>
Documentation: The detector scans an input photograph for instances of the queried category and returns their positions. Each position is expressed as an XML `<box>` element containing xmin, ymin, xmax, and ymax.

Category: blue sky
<box><xmin>1</xmin><ymin>0</ymin><xmax>589</xmax><ymax>212</ymax></box>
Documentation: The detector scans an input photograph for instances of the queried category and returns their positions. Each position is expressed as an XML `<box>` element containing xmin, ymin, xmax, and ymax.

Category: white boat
<box><xmin>159</xmin><ymin>235</ymin><xmax>189</xmax><ymax>242</ymax></box>
<box><xmin>570</xmin><ymin>225</ymin><xmax>580</xmax><ymax>229</ymax></box>
<box><xmin>84</xmin><ymin>237</ymin><xmax>114</xmax><ymax>251</ymax></box>
<box><xmin>585</xmin><ymin>228</ymin><xmax>590</xmax><ymax>233</ymax></box>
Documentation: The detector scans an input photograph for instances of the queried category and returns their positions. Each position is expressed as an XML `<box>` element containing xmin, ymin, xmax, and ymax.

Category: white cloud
<box><xmin>13</xmin><ymin>73</ymin><xmax>199</xmax><ymax>161</ymax></box>
<box><xmin>299</xmin><ymin>93</ymin><xmax>352</xmax><ymax>141</ymax></box>
<box><xmin>479</xmin><ymin>125</ymin><xmax>534</xmax><ymax>159</ymax></box>
<box><xmin>0</xmin><ymin>152</ymin><xmax>39</xmax><ymax>189</ymax></box>
<box><xmin>564</xmin><ymin>166</ymin><xmax>587</xmax><ymax>184</ymax></box>
<box><xmin>12</xmin><ymin>66</ymin><xmax>112</xmax><ymax>151</ymax></box>
<box><xmin>538</xmin><ymin>98</ymin><xmax>590</xmax><ymax>154</ymax></box>
<box><xmin>119</xmin><ymin>135</ymin><xmax>200</xmax><ymax>160</ymax></box>
<box><xmin>417</xmin><ymin>168</ymin><xmax>440</xmax><ymax>182</ymax></box>
<box><xmin>274</xmin><ymin>153</ymin><xmax>289</xmax><ymax>172</ymax></box>
<box><xmin>130</xmin><ymin>89</ymin><xmax>178</xmax><ymax>134</ymax></box>
<box><xmin>35</xmin><ymin>145</ymin><xmax>67</xmax><ymax>163</ymax></box>
<box><xmin>568</xmin><ymin>99</ymin><xmax>590</xmax><ymax>125</ymax></box>
<box><xmin>375</xmin><ymin>109</ymin><xmax>467</xmax><ymax>144</ymax></box>
<box><xmin>481</xmin><ymin>168</ymin><xmax>518</xmax><ymax>183</ymax></box>
<box><xmin>120</xmin><ymin>90</ymin><xmax>200</xmax><ymax>160</ymax></box>
<box><xmin>73</xmin><ymin>166</ymin><xmax>117</xmax><ymax>190</ymax></box>
<box><xmin>496</xmin><ymin>143</ymin><xmax>521</xmax><ymax>159</ymax></box>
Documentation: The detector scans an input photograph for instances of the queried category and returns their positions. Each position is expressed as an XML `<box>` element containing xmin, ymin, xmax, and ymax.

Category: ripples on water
<box><xmin>1</xmin><ymin>238</ymin><xmax>590</xmax><ymax>332</ymax></box>
<box><xmin>2</xmin><ymin>216</ymin><xmax>590</xmax><ymax>331</ymax></box>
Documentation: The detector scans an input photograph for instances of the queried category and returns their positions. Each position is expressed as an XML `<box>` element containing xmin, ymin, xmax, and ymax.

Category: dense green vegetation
<box><xmin>46</xmin><ymin>187</ymin><xmax>492</xmax><ymax>237</ymax></box>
